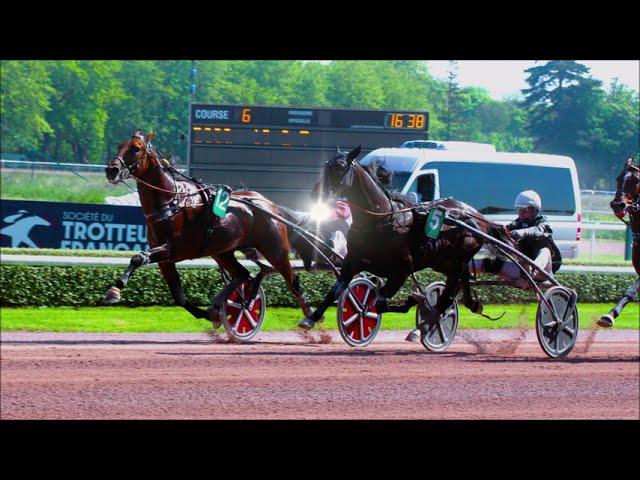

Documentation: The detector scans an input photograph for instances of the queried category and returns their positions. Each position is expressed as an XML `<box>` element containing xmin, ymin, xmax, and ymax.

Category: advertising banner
<box><xmin>1</xmin><ymin>199</ymin><xmax>149</xmax><ymax>251</ymax></box>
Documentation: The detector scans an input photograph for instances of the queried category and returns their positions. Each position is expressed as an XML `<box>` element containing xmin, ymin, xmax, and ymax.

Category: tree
<box><xmin>444</xmin><ymin>61</ymin><xmax>462</xmax><ymax>140</ymax></box>
<box><xmin>589</xmin><ymin>79</ymin><xmax>640</xmax><ymax>188</ymax></box>
<box><xmin>0</xmin><ymin>61</ymin><xmax>55</xmax><ymax>154</ymax></box>
<box><xmin>325</xmin><ymin>61</ymin><xmax>386</xmax><ymax>108</ymax></box>
<box><xmin>521</xmin><ymin>60</ymin><xmax>605</xmax><ymax>186</ymax></box>
<box><xmin>43</xmin><ymin>61</ymin><xmax>126</xmax><ymax>163</ymax></box>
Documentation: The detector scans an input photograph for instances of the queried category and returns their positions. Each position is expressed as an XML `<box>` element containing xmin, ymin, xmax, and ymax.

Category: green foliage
<box><xmin>1</xmin><ymin>61</ymin><xmax>55</xmax><ymax>150</ymax></box>
<box><xmin>521</xmin><ymin>60</ymin><xmax>639</xmax><ymax>189</ymax></box>
<box><xmin>1</xmin><ymin>60</ymin><xmax>637</xmax><ymax>191</ymax></box>
<box><xmin>1</xmin><ymin>264</ymin><xmax>636</xmax><ymax>307</ymax></box>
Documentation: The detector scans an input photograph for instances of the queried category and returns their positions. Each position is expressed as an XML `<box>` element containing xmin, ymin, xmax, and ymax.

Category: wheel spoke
<box><xmin>343</xmin><ymin>313</ymin><xmax>359</xmax><ymax>327</ymax></box>
<box><xmin>233</xmin><ymin>310</ymin><xmax>243</xmax><ymax>332</ymax></box>
<box><xmin>437</xmin><ymin>321</ymin><xmax>446</xmax><ymax>343</ymax></box>
<box><xmin>559</xmin><ymin>301</ymin><xmax>573</xmax><ymax>327</ymax></box>
<box><xmin>227</xmin><ymin>301</ymin><xmax>242</xmax><ymax>309</ymax></box>
<box><xmin>361</xmin><ymin>287</ymin><xmax>372</xmax><ymax>308</ymax></box>
<box><xmin>359</xmin><ymin>315</ymin><xmax>365</xmax><ymax>340</ymax></box>
<box><xmin>347</xmin><ymin>292</ymin><xmax>363</xmax><ymax>314</ymax></box>
<box><xmin>562</xmin><ymin>325</ymin><xmax>575</xmax><ymax>338</ymax></box>
<box><xmin>243</xmin><ymin>309</ymin><xmax>257</xmax><ymax>328</ymax></box>
<box><xmin>365</xmin><ymin>312</ymin><xmax>379</xmax><ymax>320</ymax></box>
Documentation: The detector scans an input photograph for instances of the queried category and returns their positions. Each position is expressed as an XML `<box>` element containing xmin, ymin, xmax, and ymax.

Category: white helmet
<box><xmin>514</xmin><ymin>190</ymin><xmax>541</xmax><ymax>211</ymax></box>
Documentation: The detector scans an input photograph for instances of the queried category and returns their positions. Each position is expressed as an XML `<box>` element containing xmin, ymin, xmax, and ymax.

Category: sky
<box><xmin>426</xmin><ymin>60</ymin><xmax>639</xmax><ymax>100</ymax></box>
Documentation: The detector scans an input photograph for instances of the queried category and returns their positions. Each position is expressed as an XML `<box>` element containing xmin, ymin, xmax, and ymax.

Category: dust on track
<box><xmin>2</xmin><ymin>330</ymin><xmax>638</xmax><ymax>420</ymax></box>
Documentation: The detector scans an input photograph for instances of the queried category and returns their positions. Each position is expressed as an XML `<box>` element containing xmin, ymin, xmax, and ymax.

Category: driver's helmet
<box><xmin>514</xmin><ymin>190</ymin><xmax>542</xmax><ymax>212</ymax></box>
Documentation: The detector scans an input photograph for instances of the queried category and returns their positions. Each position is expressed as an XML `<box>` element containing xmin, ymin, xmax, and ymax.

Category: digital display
<box><xmin>384</xmin><ymin>113</ymin><xmax>427</xmax><ymax>129</ymax></box>
<box><xmin>188</xmin><ymin>103</ymin><xmax>429</xmax><ymax>208</ymax></box>
<box><xmin>190</xmin><ymin>104</ymin><xmax>429</xmax><ymax>131</ymax></box>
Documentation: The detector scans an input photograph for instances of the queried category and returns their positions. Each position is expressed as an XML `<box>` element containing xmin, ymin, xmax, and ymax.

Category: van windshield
<box><xmin>388</xmin><ymin>172</ymin><xmax>411</xmax><ymax>192</ymax></box>
<box><xmin>424</xmin><ymin>161</ymin><xmax>576</xmax><ymax>215</ymax></box>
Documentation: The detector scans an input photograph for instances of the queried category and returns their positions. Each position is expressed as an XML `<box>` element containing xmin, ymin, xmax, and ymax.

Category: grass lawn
<box><xmin>1</xmin><ymin>171</ymin><xmax>130</xmax><ymax>205</ymax></box>
<box><xmin>564</xmin><ymin>255</ymin><xmax>632</xmax><ymax>266</ymax></box>
<box><xmin>1</xmin><ymin>303</ymin><xmax>637</xmax><ymax>333</ymax></box>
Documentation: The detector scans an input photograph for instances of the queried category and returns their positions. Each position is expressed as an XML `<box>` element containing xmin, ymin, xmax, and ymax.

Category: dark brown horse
<box><xmin>298</xmin><ymin>146</ymin><xmax>511</xmax><ymax>333</ymax></box>
<box><xmin>103</xmin><ymin>130</ymin><xmax>313</xmax><ymax>327</ymax></box>
<box><xmin>598</xmin><ymin>157</ymin><xmax>640</xmax><ymax>328</ymax></box>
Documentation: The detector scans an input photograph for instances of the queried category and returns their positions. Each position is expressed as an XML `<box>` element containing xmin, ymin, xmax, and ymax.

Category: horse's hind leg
<box><xmin>459</xmin><ymin>269</ymin><xmax>483</xmax><ymax>314</ymax></box>
<box><xmin>417</xmin><ymin>264</ymin><xmax>466</xmax><ymax>335</ymax></box>
<box><xmin>598</xmin><ymin>278</ymin><xmax>639</xmax><ymax>328</ymax></box>
<box><xmin>209</xmin><ymin>252</ymin><xmax>251</xmax><ymax>326</ymax></box>
<box><xmin>258</xmin><ymin>245</ymin><xmax>315</xmax><ymax>322</ymax></box>
<box><xmin>158</xmin><ymin>261</ymin><xmax>210</xmax><ymax>321</ymax></box>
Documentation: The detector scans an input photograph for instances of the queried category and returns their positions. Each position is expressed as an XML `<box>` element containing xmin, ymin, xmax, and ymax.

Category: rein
<box><xmin>346</xmin><ymin>198</ymin><xmax>507</xmax><ymax>232</ymax></box>
<box><xmin>129</xmin><ymin>170</ymin><xmax>212</xmax><ymax>197</ymax></box>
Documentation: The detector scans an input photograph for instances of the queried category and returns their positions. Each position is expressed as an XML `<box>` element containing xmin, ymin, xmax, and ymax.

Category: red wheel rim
<box><xmin>341</xmin><ymin>283</ymin><xmax>379</xmax><ymax>342</ymax></box>
<box><xmin>225</xmin><ymin>281</ymin><xmax>262</xmax><ymax>336</ymax></box>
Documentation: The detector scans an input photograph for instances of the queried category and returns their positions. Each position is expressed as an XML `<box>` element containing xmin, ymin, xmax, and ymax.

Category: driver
<box><xmin>470</xmin><ymin>190</ymin><xmax>562</xmax><ymax>288</ymax></box>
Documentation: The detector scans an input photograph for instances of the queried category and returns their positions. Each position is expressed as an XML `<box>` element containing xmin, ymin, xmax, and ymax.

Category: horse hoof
<box><xmin>208</xmin><ymin>306</ymin><xmax>223</xmax><ymax>329</ymax></box>
<box><xmin>405</xmin><ymin>330</ymin><xmax>420</xmax><ymax>342</ymax></box>
<box><xmin>298</xmin><ymin>317</ymin><xmax>315</xmax><ymax>330</ymax></box>
<box><xmin>597</xmin><ymin>314</ymin><xmax>614</xmax><ymax>328</ymax></box>
<box><xmin>103</xmin><ymin>287</ymin><xmax>121</xmax><ymax>304</ymax></box>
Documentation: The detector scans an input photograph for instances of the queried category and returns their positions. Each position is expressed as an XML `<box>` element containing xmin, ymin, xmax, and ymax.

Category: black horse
<box><xmin>298</xmin><ymin>146</ymin><xmax>511</xmax><ymax>335</ymax></box>
<box><xmin>598</xmin><ymin>157</ymin><xmax>640</xmax><ymax>328</ymax></box>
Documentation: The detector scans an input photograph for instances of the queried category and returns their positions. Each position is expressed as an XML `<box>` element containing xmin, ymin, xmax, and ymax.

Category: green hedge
<box><xmin>0</xmin><ymin>264</ymin><xmax>637</xmax><ymax>307</ymax></box>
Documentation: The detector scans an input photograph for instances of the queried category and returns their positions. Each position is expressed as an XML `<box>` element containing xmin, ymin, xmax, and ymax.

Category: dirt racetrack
<box><xmin>1</xmin><ymin>330</ymin><xmax>638</xmax><ymax>420</ymax></box>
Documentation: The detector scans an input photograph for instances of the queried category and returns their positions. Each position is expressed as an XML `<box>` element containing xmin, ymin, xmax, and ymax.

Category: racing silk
<box><xmin>506</xmin><ymin>214</ymin><xmax>562</xmax><ymax>273</ymax></box>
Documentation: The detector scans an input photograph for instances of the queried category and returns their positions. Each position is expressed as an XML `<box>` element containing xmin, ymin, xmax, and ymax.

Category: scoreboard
<box><xmin>188</xmin><ymin>103</ymin><xmax>429</xmax><ymax>208</ymax></box>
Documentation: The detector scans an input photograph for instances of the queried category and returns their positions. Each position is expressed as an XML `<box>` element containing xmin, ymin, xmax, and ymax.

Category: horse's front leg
<box><xmin>298</xmin><ymin>257</ymin><xmax>356</xmax><ymax>330</ymax></box>
<box><xmin>103</xmin><ymin>244</ymin><xmax>170</xmax><ymax>304</ymax></box>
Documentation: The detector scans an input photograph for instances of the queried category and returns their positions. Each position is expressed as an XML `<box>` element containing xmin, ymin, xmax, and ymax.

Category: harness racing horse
<box><xmin>598</xmin><ymin>158</ymin><xmax>640</xmax><ymax>328</ymax></box>
<box><xmin>298</xmin><ymin>146</ymin><xmax>512</xmax><ymax>336</ymax></box>
<box><xmin>104</xmin><ymin>130</ymin><xmax>314</xmax><ymax>328</ymax></box>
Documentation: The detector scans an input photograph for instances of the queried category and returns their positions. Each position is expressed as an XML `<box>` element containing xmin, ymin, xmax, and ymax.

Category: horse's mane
<box><xmin>361</xmin><ymin>162</ymin><xmax>416</xmax><ymax>208</ymax></box>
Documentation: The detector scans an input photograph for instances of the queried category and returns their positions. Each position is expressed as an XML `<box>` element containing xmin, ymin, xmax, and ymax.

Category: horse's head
<box><xmin>610</xmin><ymin>157</ymin><xmax>640</xmax><ymax>219</ymax></box>
<box><xmin>106</xmin><ymin>130</ymin><xmax>159</xmax><ymax>184</ymax></box>
<box><xmin>317</xmin><ymin>145</ymin><xmax>362</xmax><ymax>200</ymax></box>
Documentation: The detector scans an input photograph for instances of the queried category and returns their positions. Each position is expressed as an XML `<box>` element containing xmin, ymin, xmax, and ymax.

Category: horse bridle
<box><xmin>323</xmin><ymin>153</ymin><xmax>355</xmax><ymax>193</ymax></box>
<box><xmin>114</xmin><ymin>133</ymin><xmax>152</xmax><ymax>177</ymax></box>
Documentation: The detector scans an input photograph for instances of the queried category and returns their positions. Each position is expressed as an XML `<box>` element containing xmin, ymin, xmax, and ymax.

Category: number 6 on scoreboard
<box><xmin>241</xmin><ymin>108</ymin><xmax>252</xmax><ymax>123</ymax></box>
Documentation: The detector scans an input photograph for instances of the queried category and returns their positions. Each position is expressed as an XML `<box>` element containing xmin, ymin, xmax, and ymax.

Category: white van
<box><xmin>360</xmin><ymin>147</ymin><xmax>582</xmax><ymax>259</ymax></box>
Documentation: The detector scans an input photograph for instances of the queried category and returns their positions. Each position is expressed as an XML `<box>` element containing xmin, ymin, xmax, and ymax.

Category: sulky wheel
<box><xmin>416</xmin><ymin>281</ymin><xmax>459</xmax><ymax>352</ymax></box>
<box><xmin>536</xmin><ymin>286</ymin><xmax>579</xmax><ymax>358</ymax></box>
<box><xmin>337</xmin><ymin>276</ymin><xmax>383</xmax><ymax>347</ymax></box>
<box><xmin>221</xmin><ymin>280</ymin><xmax>266</xmax><ymax>341</ymax></box>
